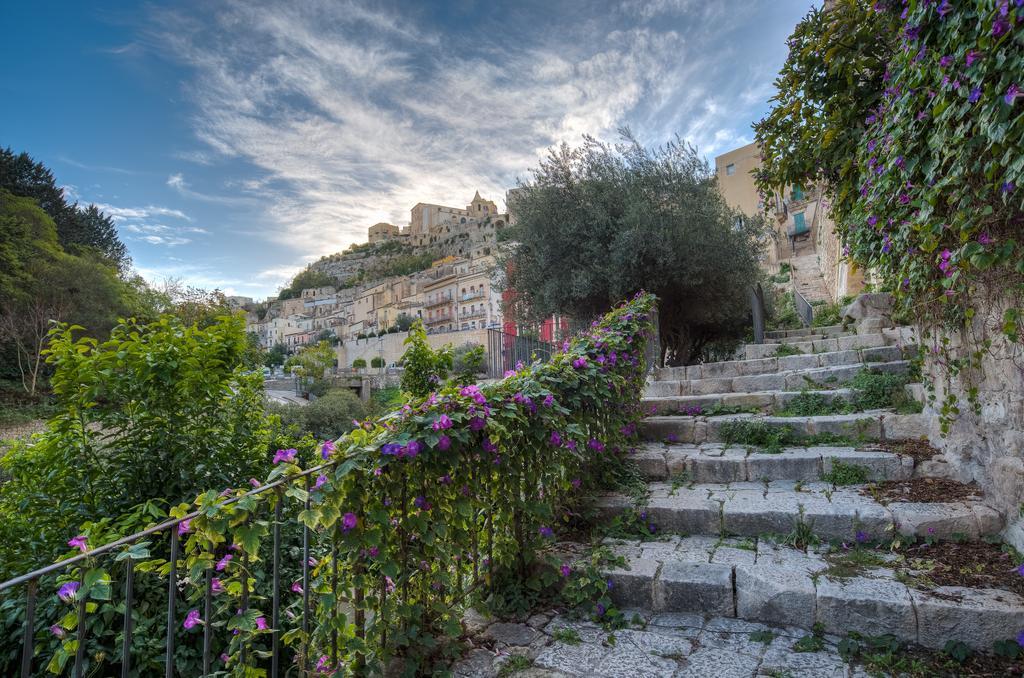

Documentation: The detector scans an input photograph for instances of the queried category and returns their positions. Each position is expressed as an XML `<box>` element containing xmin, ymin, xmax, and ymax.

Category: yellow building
<box><xmin>368</xmin><ymin>222</ymin><xmax>401</xmax><ymax>244</ymax></box>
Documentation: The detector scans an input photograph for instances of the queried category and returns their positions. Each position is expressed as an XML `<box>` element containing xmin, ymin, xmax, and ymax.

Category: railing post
<box><xmin>751</xmin><ymin>284</ymin><xmax>765</xmax><ymax>344</ymax></box>
<box><xmin>121</xmin><ymin>560</ymin><xmax>135</xmax><ymax>678</ymax></box>
<box><xmin>165</xmin><ymin>528</ymin><xmax>179</xmax><ymax>678</ymax></box>
<box><xmin>202</xmin><ymin>568</ymin><xmax>213</xmax><ymax>676</ymax></box>
<box><xmin>271</xmin><ymin>488</ymin><xmax>282</xmax><ymax>677</ymax></box>
<box><xmin>73</xmin><ymin>589</ymin><xmax>87</xmax><ymax>677</ymax></box>
<box><xmin>20</xmin><ymin>578</ymin><xmax>37</xmax><ymax>678</ymax></box>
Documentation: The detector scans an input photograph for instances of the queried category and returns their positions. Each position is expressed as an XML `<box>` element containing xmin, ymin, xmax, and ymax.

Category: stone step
<box><xmin>597</xmin><ymin>481</ymin><xmax>1000</xmax><ymax>542</ymax></box>
<box><xmin>645</xmin><ymin>360</ymin><xmax>909</xmax><ymax>398</ymax></box>
<box><xmin>640</xmin><ymin>411</ymin><xmax>929</xmax><ymax>445</ymax></box>
<box><xmin>652</xmin><ymin>345</ymin><xmax>903</xmax><ymax>383</ymax></box>
<box><xmin>597</xmin><ymin>536</ymin><xmax>1024</xmax><ymax>653</ymax></box>
<box><xmin>742</xmin><ymin>333</ymin><xmax>888</xmax><ymax>360</ymax></box>
<box><xmin>764</xmin><ymin>325</ymin><xmax>849</xmax><ymax>341</ymax></box>
<box><xmin>630</xmin><ymin>443</ymin><xmax>914</xmax><ymax>484</ymax></box>
<box><xmin>643</xmin><ymin>388</ymin><xmax>856</xmax><ymax>415</ymax></box>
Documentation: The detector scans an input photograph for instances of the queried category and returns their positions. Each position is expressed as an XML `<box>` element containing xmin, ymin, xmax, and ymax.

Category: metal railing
<box><xmin>0</xmin><ymin>463</ymin><xmax>335</xmax><ymax>677</ymax></box>
<box><xmin>485</xmin><ymin>329</ymin><xmax>554</xmax><ymax>378</ymax></box>
<box><xmin>793</xmin><ymin>285</ymin><xmax>814</xmax><ymax>327</ymax></box>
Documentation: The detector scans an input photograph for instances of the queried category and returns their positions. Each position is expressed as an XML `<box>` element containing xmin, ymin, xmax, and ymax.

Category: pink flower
<box><xmin>68</xmin><ymin>535</ymin><xmax>88</xmax><ymax>553</ymax></box>
<box><xmin>220</xmin><ymin>653</ymin><xmax>230</xmax><ymax>664</ymax></box>
<box><xmin>342</xmin><ymin>512</ymin><xmax>358</xmax><ymax>532</ymax></box>
<box><xmin>272</xmin><ymin>448</ymin><xmax>297</xmax><ymax>465</ymax></box>
<box><xmin>49</xmin><ymin>624</ymin><xmax>65</xmax><ymax>638</ymax></box>
<box><xmin>177</xmin><ymin>520</ymin><xmax>191</xmax><ymax>537</ymax></box>
<box><xmin>320</xmin><ymin>440</ymin><xmax>335</xmax><ymax>460</ymax></box>
<box><xmin>316</xmin><ymin>656</ymin><xmax>332</xmax><ymax>673</ymax></box>
<box><xmin>211</xmin><ymin>578</ymin><xmax>224</xmax><ymax>594</ymax></box>
<box><xmin>183</xmin><ymin>609</ymin><xmax>201</xmax><ymax>630</ymax></box>
<box><xmin>291</xmin><ymin>581</ymin><xmax>303</xmax><ymax>594</ymax></box>
<box><xmin>216</xmin><ymin>554</ymin><xmax>233</xmax><ymax>571</ymax></box>
<box><xmin>249</xmin><ymin>478</ymin><xmax>261</xmax><ymax>488</ymax></box>
<box><xmin>255</xmin><ymin>616</ymin><xmax>268</xmax><ymax>630</ymax></box>
<box><xmin>385</xmin><ymin>576</ymin><xmax>396</xmax><ymax>594</ymax></box>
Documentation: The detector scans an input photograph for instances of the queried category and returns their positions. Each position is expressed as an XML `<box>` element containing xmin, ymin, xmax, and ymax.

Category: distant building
<box><xmin>367</xmin><ymin>222</ymin><xmax>401</xmax><ymax>244</ymax></box>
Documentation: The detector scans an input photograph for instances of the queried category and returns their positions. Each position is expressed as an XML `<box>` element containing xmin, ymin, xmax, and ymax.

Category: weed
<box><xmin>776</xmin><ymin>390</ymin><xmax>852</xmax><ymax>417</ymax></box>
<box><xmin>849</xmin><ymin>369</ymin><xmax>921</xmax><ymax>414</ymax></box>
<box><xmin>821</xmin><ymin>546</ymin><xmax>891</xmax><ymax>579</ymax></box>
<box><xmin>668</xmin><ymin>470</ymin><xmax>692</xmax><ymax>496</ymax></box>
<box><xmin>599</xmin><ymin>507</ymin><xmax>659</xmax><ymax>541</ymax></box>
<box><xmin>720</xmin><ymin>420</ymin><xmax>792</xmax><ymax>454</ymax></box>
<box><xmin>821</xmin><ymin>460</ymin><xmax>870</xmax><ymax>486</ymax></box>
<box><xmin>780</xmin><ymin>512</ymin><xmax>820</xmax><ymax>551</ymax></box>
<box><xmin>551</xmin><ymin>627</ymin><xmax>582</xmax><ymax>645</ymax></box>
<box><xmin>750</xmin><ymin>630</ymin><xmax>776</xmax><ymax>644</ymax></box>
<box><xmin>994</xmin><ymin>638</ymin><xmax>1024</xmax><ymax>659</ymax></box>
<box><xmin>793</xmin><ymin>623</ymin><xmax>826</xmax><ymax>652</ymax></box>
<box><xmin>774</xmin><ymin>343</ymin><xmax>804</xmax><ymax>357</ymax></box>
<box><xmin>497</xmin><ymin>655</ymin><xmax>532</xmax><ymax>676</ymax></box>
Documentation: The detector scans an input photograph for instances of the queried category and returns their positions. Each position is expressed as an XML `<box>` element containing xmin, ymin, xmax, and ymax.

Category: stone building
<box><xmin>367</xmin><ymin>222</ymin><xmax>402</xmax><ymax>244</ymax></box>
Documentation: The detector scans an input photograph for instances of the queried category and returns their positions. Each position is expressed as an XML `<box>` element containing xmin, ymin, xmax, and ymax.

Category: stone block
<box><xmin>778</xmin><ymin>353</ymin><xmax>821</xmax><ymax>371</ymax></box>
<box><xmin>710</xmin><ymin>537</ymin><xmax>757</xmax><ymax>566</ymax></box>
<box><xmin>737</xmin><ymin>561</ymin><xmax>815</xmax><ymax>630</ymax></box>
<box><xmin>808</xmin><ymin>414</ymin><xmax>882</xmax><ymax>440</ymax></box>
<box><xmin>646</xmin><ymin>493</ymin><xmax>721</xmax><ymax>534</ymax></box>
<box><xmin>664</xmin><ymin>446</ymin><xmax>693</xmax><ymax>477</ymax></box>
<box><xmin>735</xmin><ymin>357</ymin><xmax>778</xmax><ymax>376</ymax></box>
<box><xmin>882</xmin><ymin>413</ymin><xmax>929</xmax><ymax>441</ymax></box>
<box><xmin>594</xmin><ymin>645</ymin><xmax>681</xmax><ymax>677</ymax></box>
<box><xmin>653</xmin><ymin>561</ymin><xmax>734</xmax><ymax>616</ymax></box>
<box><xmin>759</xmin><ymin>636</ymin><xmax>849</xmax><ymax>677</ymax></box>
<box><xmin>746</xmin><ymin>448</ymin><xmax>822</xmax><ymax>482</ymax></box>
<box><xmin>483</xmin><ymin>622</ymin><xmax>542</xmax><ymax>647</ymax></box>
<box><xmin>820</xmin><ymin>448</ymin><xmax>911</xmax><ymax>481</ymax></box>
<box><xmin>890</xmin><ymin>502</ymin><xmax>979</xmax><ymax>539</ymax></box>
<box><xmin>699</xmin><ymin>361</ymin><xmax>742</xmax><ymax>379</ymax></box>
<box><xmin>970</xmin><ymin>503</ymin><xmax>1003</xmax><ymax>536</ymax></box>
<box><xmin>720</xmin><ymin>392</ymin><xmax>774</xmax><ymax>409</ymax></box>
<box><xmin>643</xmin><ymin>381</ymin><xmax>680</xmax><ymax>398</ymax></box>
<box><xmin>690</xmin><ymin>377</ymin><xmax>734</xmax><ymax>396</ymax></box>
<box><xmin>533</xmin><ymin>641</ymin><xmax>609</xmax><ymax>675</ymax></box>
<box><xmin>732</xmin><ymin>373</ymin><xmax>786</xmax><ymax>392</ymax></box>
<box><xmin>816</xmin><ymin>349</ymin><xmax>859</xmax><ymax>367</ymax></box>
<box><xmin>690</xmin><ymin>448</ymin><xmax>747</xmax><ymax>483</ymax></box>
<box><xmin>815</xmin><ymin>575</ymin><xmax>915</xmax><ymax>641</ymax></box>
<box><xmin>452</xmin><ymin>648</ymin><xmax>499</xmax><ymax>677</ymax></box>
<box><xmin>630</xmin><ymin>446</ymin><xmax>668</xmax><ymax>480</ymax></box>
<box><xmin>911</xmin><ymin>586</ymin><xmax>1024</xmax><ymax>651</ymax></box>
<box><xmin>604</xmin><ymin>557</ymin><xmax>660</xmax><ymax>609</ymax></box>
<box><xmin>640</xmin><ymin>416</ymin><xmax>693</xmax><ymax>443</ymax></box>
<box><xmin>675</xmin><ymin>647</ymin><xmax>763</xmax><ymax>678</ymax></box>
<box><xmin>720</xmin><ymin>491</ymin><xmax>804</xmax><ymax>536</ymax></box>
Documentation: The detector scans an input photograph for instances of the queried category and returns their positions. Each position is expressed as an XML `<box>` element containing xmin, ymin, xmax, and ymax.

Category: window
<box><xmin>725</xmin><ymin>163</ymin><xmax>736</xmax><ymax>176</ymax></box>
<box><xmin>792</xmin><ymin>186</ymin><xmax>805</xmax><ymax>201</ymax></box>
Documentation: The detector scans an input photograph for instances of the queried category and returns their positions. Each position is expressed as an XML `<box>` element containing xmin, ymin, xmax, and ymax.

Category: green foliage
<box><xmin>497</xmin><ymin>655</ymin><xmax>533</xmax><ymax>676</ymax></box>
<box><xmin>0</xmin><ymin>148</ymin><xmax>129</xmax><ymax>270</ymax></box>
<box><xmin>767</xmin><ymin>290</ymin><xmax>802</xmax><ymax>331</ymax></box>
<box><xmin>821</xmin><ymin>461</ymin><xmax>870</xmax><ymax>486</ymax></box>
<box><xmin>451</xmin><ymin>343</ymin><xmax>486</xmax><ymax>385</ymax></box>
<box><xmin>721</xmin><ymin>420</ymin><xmax>794</xmax><ymax>454</ymax></box>
<box><xmin>269</xmin><ymin>388</ymin><xmax>368</xmax><ymax>441</ymax></box>
<box><xmin>777</xmin><ymin>391</ymin><xmax>847</xmax><ymax>417</ymax></box>
<box><xmin>749</xmin><ymin>630</ymin><xmax>777</xmax><ymax>644</ymax></box>
<box><xmin>755</xmin><ymin>1</ymin><xmax>1024</xmax><ymax>430</ymax></box>
<box><xmin>277</xmin><ymin>266</ymin><xmax>335</xmax><ymax>300</ymax></box>
<box><xmin>942</xmin><ymin>639</ymin><xmax>972</xmax><ymax>664</ymax></box>
<box><xmin>849</xmin><ymin>369</ymin><xmax>918</xmax><ymax>413</ymax></box>
<box><xmin>811</xmin><ymin>300</ymin><xmax>844</xmax><ymax>328</ymax></box>
<box><xmin>0</xmin><ymin>293</ymin><xmax>656</xmax><ymax>675</ymax></box>
<box><xmin>0</xmin><ymin>313</ymin><xmax>273</xmax><ymax>579</ymax></box>
<box><xmin>793</xmin><ymin>625</ymin><xmax>826</xmax><ymax>653</ymax></box>
<box><xmin>503</xmin><ymin>132</ymin><xmax>769</xmax><ymax>366</ymax></box>
<box><xmin>265</xmin><ymin>342</ymin><xmax>287</xmax><ymax>368</ymax></box>
<box><xmin>399</xmin><ymin>320</ymin><xmax>453</xmax><ymax>399</ymax></box>
<box><xmin>395</xmin><ymin>313</ymin><xmax>415</xmax><ymax>332</ymax></box>
<box><xmin>370</xmin><ymin>356</ymin><xmax>386</xmax><ymax>368</ymax></box>
<box><xmin>352</xmin><ymin>358</ymin><xmax>367</xmax><ymax>368</ymax></box>
<box><xmin>773</xmin><ymin>343</ymin><xmax>804</xmax><ymax>357</ymax></box>
<box><xmin>822</xmin><ymin>546</ymin><xmax>890</xmax><ymax>579</ymax></box>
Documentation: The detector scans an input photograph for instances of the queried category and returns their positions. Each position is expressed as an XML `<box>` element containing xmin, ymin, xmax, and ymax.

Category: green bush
<box><xmin>352</xmin><ymin>358</ymin><xmax>367</xmax><ymax>369</ymax></box>
<box><xmin>370</xmin><ymin>356</ymin><xmax>386</xmax><ymax>368</ymax></box>
<box><xmin>303</xmin><ymin>388</ymin><xmax>367</xmax><ymax>439</ymax></box>
<box><xmin>451</xmin><ymin>343</ymin><xmax>486</xmax><ymax>385</ymax></box>
<box><xmin>400</xmin><ymin>320</ymin><xmax>452</xmax><ymax>398</ymax></box>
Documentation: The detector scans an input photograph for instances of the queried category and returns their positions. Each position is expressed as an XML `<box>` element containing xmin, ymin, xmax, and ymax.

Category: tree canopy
<box><xmin>503</xmin><ymin>132</ymin><xmax>769</xmax><ymax>365</ymax></box>
<box><xmin>277</xmin><ymin>267</ymin><xmax>336</xmax><ymax>300</ymax></box>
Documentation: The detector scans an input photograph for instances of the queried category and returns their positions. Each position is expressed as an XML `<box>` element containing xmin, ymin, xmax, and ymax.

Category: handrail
<box><xmin>793</xmin><ymin>284</ymin><xmax>814</xmax><ymax>328</ymax></box>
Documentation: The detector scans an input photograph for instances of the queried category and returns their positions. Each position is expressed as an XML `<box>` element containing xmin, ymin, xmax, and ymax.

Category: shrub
<box><xmin>400</xmin><ymin>320</ymin><xmax>452</xmax><ymax>398</ymax></box>
<box><xmin>451</xmin><ymin>343</ymin><xmax>486</xmax><ymax>385</ymax></box>
<box><xmin>352</xmin><ymin>358</ymin><xmax>367</xmax><ymax>369</ymax></box>
<box><xmin>370</xmin><ymin>356</ymin><xmax>386</xmax><ymax>368</ymax></box>
<box><xmin>301</xmin><ymin>388</ymin><xmax>367</xmax><ymax>439</ymax></box>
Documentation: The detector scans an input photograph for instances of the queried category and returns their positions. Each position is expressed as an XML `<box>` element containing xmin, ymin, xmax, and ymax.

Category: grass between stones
<box><xmin>720</xmin><ymin>419</ymin><xmax>862</xmax><ymax>454</ymax></box>
<box><xmin>838</xmin><ymin>632</ymin><xmax>1024</xmax><ymax>677</ymax></box>
<box><xmin>820</xmin><ymin>460</ymin><xmax>870</xmax><ymax>486</ymax></box>
<box><xmin>774</xmin><ymin>369</ymin><xmax>923</xmax><ymax>417</ymax></box>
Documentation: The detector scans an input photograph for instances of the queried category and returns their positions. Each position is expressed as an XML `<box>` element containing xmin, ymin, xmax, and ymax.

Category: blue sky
<box><xmin>1</xmin><ymin>0</ymin><xmax>814</xmax><ymax>299</ymax></box>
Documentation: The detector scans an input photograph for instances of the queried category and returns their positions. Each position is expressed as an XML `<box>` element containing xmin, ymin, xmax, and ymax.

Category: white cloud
<box><xmin>93</xmin><ymin>203</ymin><xmax>193</xmax><ymax>222</ymax></box>
<box><xmin>167</xmin><ymin>173</ymin><xmax>255</xmax><ymax>205</ymax></box>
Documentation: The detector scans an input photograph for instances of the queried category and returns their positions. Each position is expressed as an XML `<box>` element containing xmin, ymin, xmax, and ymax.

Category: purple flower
<box><xmin>1017</xmin><ymin>563</ymin><xmax>1024</xmax><ymax>577</ymax></box>
<box><xmin>503</xmin><ymin>369</ymin><xmax>515</xmax><ymax>378</ymax></box>
<box><xmin>469</xmin><ymin>416</ymin><xmax>486</xmax><ymax>431</ymax></box>
<box><xmin>368</xmin><ymin>546</ymin><xmax>379</xmax><ymax>558</ymax></box>
<box><xmin>882</xmin><ymin>234</ymin><xmax>892</xmax><ymax>253</ymax></box>
<box><xmin>572</xmin><ymin>357</ymin><xmax>588</xmax><ymax>369</ymax></box>
<box><xmin>564</xmin><ymin>439</ymin><xmax>577</xmax><ymax>451</ymax></box>
<box><xmin>437</xmin><ymin>434</ymin><xmax>451</xmax><ymax>451</ymax></box>
<box><xmin>538</xmin><ymin>526</ymin><xmax>554</xmax><ymax>538</ymax></box>
<box><xmin>978</xmin><ymin>232</ymin><xmax>994</xmax><ymax>245</ymax></box>
<box><xmin>381</xmin><ymin>443</ymin><xmax>402</xmax><ymax>456</ymax></box>
<box><xmin>439</xmin><ymin>474</ymin><xmax>452</xmax><ymax>485</ymax></box>
<box><xmin>177</xmin><ymin>520</ymin><xmax>191</xmax><ymax>537</ymax></box>
<box><xmin>68</xmin><ymin>535</ymin><xmax>88</xmax><ymax>552</ymax></box>
<box><xmin>1007</xmin><ymin>84</ymin><xmax>1022</xmax><ymax>105</ymax></box>
<box><xmin>993</xmin><ymin>15</ymin><xmax>1011</xmax><ymax>36</ymax></box>
<box><xmin>543</xmin><ymin>394</ymin><xmax>554</xmax><ymax>407</ymax></box>
<box><xmin>855</xmin><ymin>530</ymin><xmax>869</xmax><ymax>544</ymax></box>
<box><xmin>255</xmin><ymin>616</ymin><xmax>268</xmax><ymax>631</ymax></box>
<box><xmin>560</xmin><ymin>564</ymin><xmax>571</xmax><ymax>577</ymax></box>
<box><xmin>482</xmin><ymin>438</ymin><xmax>498</xmax><ymax>454</ymax></box>
<box><xmin>313</xmin><ymin>474</ymin><xmax>327</xmax><ymax>490</ymax></box>
<box><xmin>937</xmin><ymin>0</ymin><xmax>953</xmax><ymax>16</ymax></box>
<box><xmin>606</xmin><ymin>578</ymin><xmax>614</xmax><ymax>590</ymax></box>
<box><xmin>414</xmin><ymin>495</ymin><xmax>427</xmax><ymax>509</ymax></box>
<box><xmin>968</xmin><ymin>87</ymin><xmax>982</xmax><ymax>103</ymax></box>
<box><xmin>49</xmin><ymin>624</ymin><xmax>65</xmax><ymax>638</ymax></box>
<box><xmin>291</xmin><ymin>581</ymin><xmax>303</xmax><ymax>594</ymax></box>
<box><xmin>342</xmin><ymin>512</ymin><xmax>358</xmax><ymax>532</ymax></box>
<box><xmin>211</xmin><ymin>578</ymin><xmax>224</xmax><ymax>594</ymax></box>
<box><xmin>216</xmin><ymin>554</ymin><xmax>233</xmax><ymax>571</ymax></box>
<box><xmin>273</xmin><ymin>448</ymin><xmax>297</xmax><ymax>465</ymax></box>
<box><xmin>220</xmin><ymin>653</ymin><xmax>230</xmax><ymax>664</ymax></box>
<box><xmin>965</xmin><ymin>50</ymin><xmax>981</xmax><ymax>66</ymax></box>
<box><xmin>402</xmin><ymin>440</ymin><xmax>422</xmax><ymax>458</ymax></box>
<box><xmin>550</xmin><ymin>430</ymin><xmax>563</xmax><ymax>447</ymax></box>
<box><xmin>588</xmin><ymin>438</ymin><xmax>605</xmax><ymax>452</ymax></box>
<box><xmin>1003</xmin><ymin>181</ymin><xmax>1016</xmax><ymax>193</ymax></box>
<box><xmin>316</xmin><ymin>656</ymin><xmax>332</xmax><ymax>674</ymax></box>
<box><xmin>320</xmin><ymin>440</ymin><xmax>335</xmax><ymax>459</ymax></box>
<box><xmin>571</xmin><ymin>478</ymin><xmax>582</xmax><ymax>489</ymax></box>
<box><xmin>595</xmin><ymin>603</ymin><xmax>606</xmax><ymax>617</ymax></box>
<box><xmin>938</xmin><ymin>248</ymin><xmax>954</xmax><ymax>277</ymax></box>
<box><xmin>183</xmin><ymin>609</ymin><xmax>201</xmax><ymax>630</ymax></box>
<box><xmin>57</xmin><ymin>581</ymin><xmax>79</xmax><ymax>603</ymax></box>
<box><xmin>432</xmin><ymin>414</ymin><xmax>453</xmax><ymax>431</ymax></box>
<box><xmin>939</xmin><ymin>55</ymin><xmax>953</xmax><ymax>68</ymax></box>
<box><xmin>867</xmin><ymin>215</ymin><xmax>878</xmax><ymax>227</ymax></box>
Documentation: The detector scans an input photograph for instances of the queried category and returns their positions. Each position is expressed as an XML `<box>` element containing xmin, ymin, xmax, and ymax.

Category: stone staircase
<box><xmin>789</xmin><ymin>252</ymin><xmax>831</xmax><ymax>304</ymax></box>
<box><xmin>589</xmin><ymin>326</ymin><xmax>1024</xmax><ymax>654</ymax></box>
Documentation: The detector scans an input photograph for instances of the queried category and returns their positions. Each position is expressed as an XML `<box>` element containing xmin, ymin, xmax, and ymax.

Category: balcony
<box><xmin>460</xmin><ymin>290</ymin><xmax>486</xmax><ymax>301</ymax></box>
<box><xmin>425</xmin><ymin>311</ymin><xmax>453</xmax><ymax>325</ymax></box>
<box><xmin>460</xmin><ymin>307</ymin><xmax>486</xmax><ymax>320</ymax></box>
<box><xmin>424</xmin><ymin>294</ymin><xmax>453</xmax><ymax>309</ymax></box>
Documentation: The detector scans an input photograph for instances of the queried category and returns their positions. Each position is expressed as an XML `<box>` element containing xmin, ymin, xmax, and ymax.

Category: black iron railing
<box><xmin>0</xmin><ymin>462</ymin><xmax>334</xmax><ymax>677</ymax></box>
<box><xmin>485</xmin><ymin>329</ymin><xmax>554</xmax><ymax>378</ymax></box>
<box><xmin>793</xmin><ymin>285</ymin><xmax>814</xmax><ymax>327</ymax></box>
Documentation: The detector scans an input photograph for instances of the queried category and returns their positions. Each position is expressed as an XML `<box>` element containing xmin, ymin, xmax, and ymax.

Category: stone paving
<box><xmin>452</xmin><ymin>609</ymin><xmax>865</xmax><ymax>677</ymax></box>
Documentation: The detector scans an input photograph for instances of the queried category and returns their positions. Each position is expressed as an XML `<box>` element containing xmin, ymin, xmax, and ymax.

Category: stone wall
<box><xmin>815</xmin><ymin>211</ymin><xmax>864</xmax><ymax>302</ymax></box>
<box><xmin>338</xmin><ymin>328</ymin><xmax>490</xmax><ymax>368</ymax></box>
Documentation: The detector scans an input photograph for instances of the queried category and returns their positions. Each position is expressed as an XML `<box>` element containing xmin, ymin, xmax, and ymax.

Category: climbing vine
<box><xmin>38</xmin><ymin>292</ymin><xmax>655</xmax><ymax>675</ymax></box>
<box><xmin>755</xmin><ymin>0</ymin><xmax>1024</xmax><ymax>431</ymax></box>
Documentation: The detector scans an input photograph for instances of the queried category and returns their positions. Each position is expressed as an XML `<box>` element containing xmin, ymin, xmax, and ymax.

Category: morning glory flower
<box><xmin>993</xmin><ymin>15</ymin><xmax>1011</xmax><ymax>36</ymax></box>
<box><xmin>543</xmin><ymin>394</ymin><xmax>554</xmax><ymax>407</ymax></box>
<box><xmin>211</xmin><ymin>578</ymin><xmax>224</xmax><ymax>594</ymax></box>
<box><xmin>588</xmin><ymin>439</ymin><xmax>605</xmax><ymax>452</ymax></box>
<box><xmin>381</xmin><ymin>443</ymin><xmax>402</xmax><ymax>456</ymax></box>
<box><xmin>469</xmin><ymin>417</ymin><xmax>486</xmax><ymax>431</ymax></box>
<box><xmin>571</xmin><ymin>478</ymin><xmax>582</xmax><ymax>489</ymax></box>
<box><xmin>965</xmin><ymin>50</ymin><xmax>981</xmax><ymax>66</ymax></box>
<box><xmin>313</xmin><ymin>474</ymin><xmax>327</xmax><ymax>490</ymax></box>
<box><xmin>216</xmin><ymin>555</ymin><xmax>233</xmax><ymax>571</ymax></box>
<box><xmin>867</xmin><ymin>215</ymin><xmax>878</xmax><ymax>227</ymax></box>
<box><xmin>572</xmin><ymin>357</ymin><xmax>588</xmax><ymax>369</ymax></box>
<box><xmin>936</xmin><ymin>0</ymin><xmax>952</xmax><ymax>16</ymax></box>
<box><xmin>437</xmin><ymin>435</ymin><xmax>451</xmax><ymax>451</ymax></box>
<box><xmin>272</xmin><ymin>448</ymin><xmax>297</xmax><ymax>465</ymax></box>
<box><xmin>550</xmin><ymin>430</ymin><xmax>563</xmax><ymax>447</ymax></box>
<box><xmin>560</xmin><ymin>564</ymin><xmax>571</xmax><ymax>577</ymax></box>
<box><xmin>968</xmin><ymin>87</ymin><xmax>982</xmax><ymax>103</ymax></box>
<box><xmin>432</xmin><ymin>414</ymin><xmax>453</xmax><ymax>431</ymax></box>
<box><xmin>342</xmin><ymin>512</ymin><xmax>358</xmax><ymax>532</ymax></box>
<box><xmin>57</xmin><ymin>581</ymin><xmax>79</xmax><ymax>603</ymax></box>
<box><xmin>855</xmin><ymin>531</ymin><xmax>869</xmax><ymax>543</ymax></box>
<box><xmin>320</xmin><ymin>440</ymin><xmax>334</xmax><ymax>460</ymax></box>
<box><xmin>939</xmin><ymin>55</ymin><xmax>953</xmax><ymax>68</ymax></box>
<box><xmin>538</xmin><ymin>526</ymin><xmax>554</xmax><ymax>538</ymax></box>
<box><xmin>183</xmin><ymin>609</ymin><xmax>201</xmax><ymax>630</ymax></box>
<box><xmin>178</xmin><ymin>520</ymin><xmax>191</xmax><ymax>537</ymax></box>
<box><xmin>291</xmin><ymin>582</ymin><xmax>303</xmax><ymax>594</ymax></box>
<box><xmin>68</xmin><ymin>535</ymin><xmax>88</xmax><ymax>553</ymax></box>
<box><xmin>482</xmin><ymin>438</ymin><xmax>498</xmax><ymax>454</ymax></box>
<box><xmin>402</xmin><ymin>440</ymin><xmax>422</xmax><ymax>458</ymax></box>
<box><xmin>1003</xmin><ymin>181</ymin><xmax>1016</xmax><ymax>193</ymax></box>
<box><xmin>978</xmin><ymin>233</ymin><xmax>994</xmax><ymax>245</ymax></box>
<box><xmin>1007</xmin><ymin>84</ymin><xmax>1022</xmax><ymax>105</ymax></box>
<box><xmin>49</xmin><ymin>625</ymin><xmax>65</xmax><ymax>638</ymax></box>
<box><xmin>255</xmin><ymin>617</ymin><xmax>268</xmax><ymax>630</ymax></box>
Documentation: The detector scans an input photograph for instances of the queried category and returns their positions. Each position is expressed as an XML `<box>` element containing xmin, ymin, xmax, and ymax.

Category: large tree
<box><xmin>503</xmin><ymin>132</ymin><xmax>769</xmax><ymax>365</ymax></box>
<box><xmin>0</xmin><ymin>147</ymin><xmax>129</xmax><ymax>270</ymax></box>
